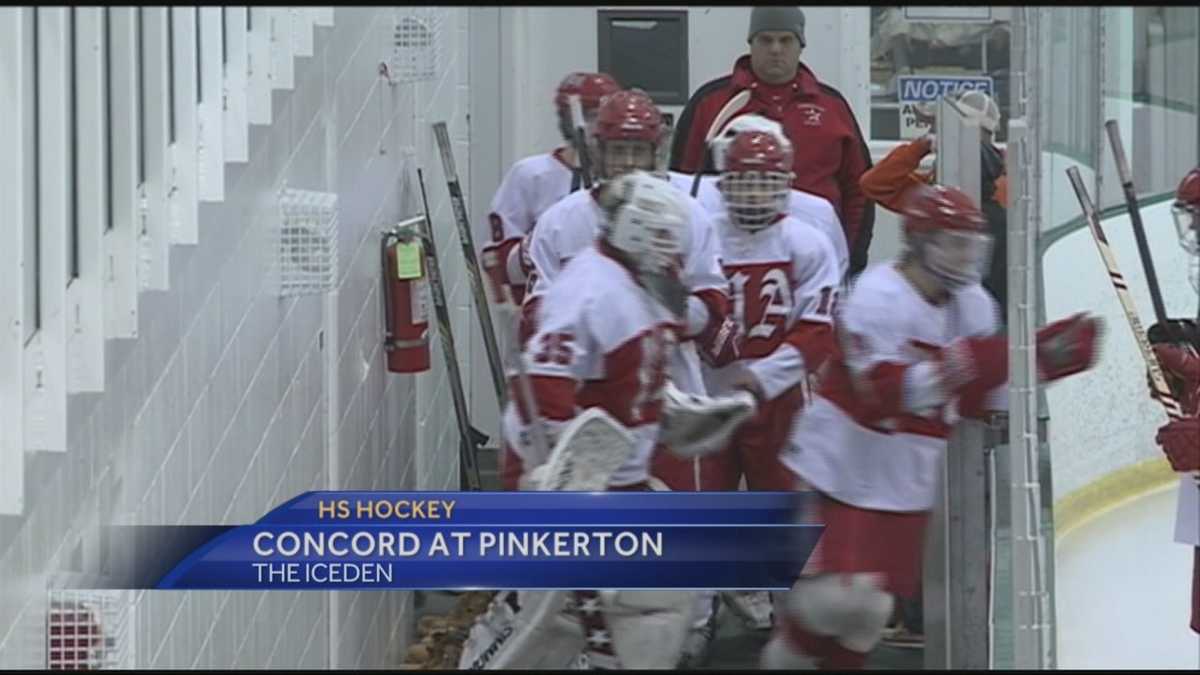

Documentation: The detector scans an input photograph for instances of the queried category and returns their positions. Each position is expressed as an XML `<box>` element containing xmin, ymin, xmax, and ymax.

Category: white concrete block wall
<box><xmin>0</xmin><ymin>7</ymin><xmax>470</xmax><ymax>669</ymax></box>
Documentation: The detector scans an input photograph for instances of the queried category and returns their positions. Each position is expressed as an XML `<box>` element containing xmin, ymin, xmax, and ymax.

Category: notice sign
<box><xmin>897</xmin><ymin>75</ymin><xmax>994</xmax><ymax>139</ymax></box>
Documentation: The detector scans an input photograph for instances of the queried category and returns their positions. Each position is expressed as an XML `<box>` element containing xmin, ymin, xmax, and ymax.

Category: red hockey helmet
<box><xmin>902</xmin><ymin>184</ymin><xmax>987</xmax><ymax>235</ymax></box>
<box><xmin>902</xmin><ymin>184</ymin><xmax>992</xmax><ymax>288</ymax></box>
<box><xmin>718</xmin><ymin>130</ymin><xmax>794</xmax><ymax>231</ymax></box>
<box><xmin>592</xmin><ymin>89</ymin><xmax>664</xmax><ymax>180</ymax></box>
<box><xmin>554</xmin><ymin>72</ymin><xmax>621</xmax><ymax>111</ymax></box>
<box><xmin>593</xmin><ymin>89</ymin><xmax>663</xmax><ymax>143</ymax></box>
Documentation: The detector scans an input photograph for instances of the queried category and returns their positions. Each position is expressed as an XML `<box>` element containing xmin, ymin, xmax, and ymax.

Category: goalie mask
<box><xmin>554</xmin><ymin>72</ymin><xmax>620</xmax><ymax>144</ymax></box>
<box><xmin>592</xmin><ymin>90</ymin><xmax>664</xmax><ymax>182</ymax></box>
<box><xmin>902</xmin><ymin>184</ymin><xmax>993</xmax><ymax>290</ymax></box>
<box><xmin>709</xmin><ymin>113</ymin><xmax>786</xmax><ymax>173</ymax></box>
<box><xmin>599</xmin><ymin>171</ymin><xmax>691</xmax><ymax>312</ymax></box>
<box><xmin>1173</xmin><ymin>167</ymin><xmax>1200</xmax><ymax>292</ymax></box>
<box><xmin>717</xmin><ymin>130</ymin><xmax>794</xmax><ymax>232</ymax></box>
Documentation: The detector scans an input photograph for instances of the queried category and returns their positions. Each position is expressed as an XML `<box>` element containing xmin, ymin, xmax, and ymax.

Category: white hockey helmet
<box><xmin>600</xmin><ymin>171</ymin><xmax>691</xmax><ymax>276</ymax></box>
<box><xmin>709</xmin><ymin>114</ymin><xmax>786</xmax><ymax>172</ymax></box>
<box><xmin>956</xmin><ymin>90</ymin><xmax>1001</xmax><ymax>134</ymax></box>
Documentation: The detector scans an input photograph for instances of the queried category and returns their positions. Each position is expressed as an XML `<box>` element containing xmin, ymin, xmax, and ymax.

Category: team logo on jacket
<box><xmin>797</xmin><ymin>104</ymin><xmax>825</xmax><ymax>127</ymax></box>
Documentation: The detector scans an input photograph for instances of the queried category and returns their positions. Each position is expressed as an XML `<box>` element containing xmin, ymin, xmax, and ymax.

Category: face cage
<box><xmin>913</xmin><ymin>229</ymin><xmax>994</xmax><ymax>289</ymax></box>
<box><xmin>595</xmin><ymin>139</ymin><xmax>659</xmax><ymax>182</ymax></box>
<box><xmin>718</xmin><ymin>171</ymin><xmax>791</xmax><ymax>231</ymax></box>
<box><xmin>1173</xmin><ymin>203</ymin><xmax>1199</xmax><ymax>255</ymax></box>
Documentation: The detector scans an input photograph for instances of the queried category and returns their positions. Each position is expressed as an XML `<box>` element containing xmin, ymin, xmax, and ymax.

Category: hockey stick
<box><xmin>431</xmin><ymin>122</ymin><xmax>508</xmax><ymax>409</ymax></box>
<box><xmin>1104</xmin><ymin>120</ymin><xmax>1173</xmax><ymax>329</ymax></box>
<box><xmin>567</xmin><ymin>95</ymin><xmax>594</xmax><ymax>190</ymax></box>
<box><xmin>415</xmin><ymin>170</ymin><xmax>485</xmax><ymax>491</ymax></box>
<box><xmin>496</xmin><ymin>285</ymin><xmax>553</xmax><ymax>467</ymax></box>
<box><xmin>1105</xmin><ymin>120</ymin><xmax>1199</xmax><ymax>364</ymax></box>
<box><xmin>689</xmin><ymin>89</ymin><xmax>752</xmax><ymax>197</ymax></box>
<box><xmin>1066</xmin><ymin>167</ymin><xmax>1199</xmax><ymax>486</ymax></box>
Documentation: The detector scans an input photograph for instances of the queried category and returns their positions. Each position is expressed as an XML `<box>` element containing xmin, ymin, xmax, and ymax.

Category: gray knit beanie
<box><xmin>748</xmin><ymin>7</ymin><xmax>806</xmax><ymax>47</ymax></box>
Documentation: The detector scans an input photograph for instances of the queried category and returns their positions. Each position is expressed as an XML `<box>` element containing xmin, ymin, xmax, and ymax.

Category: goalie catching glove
<box><xmin>658</xmin><ymin>381</ymin><xmax>758</xmax><ymax>458</ymax></box>
<box><xmin>519</xmin><ymin>408</ymin><xmax>636</xmax><ymax>491</ymax></box>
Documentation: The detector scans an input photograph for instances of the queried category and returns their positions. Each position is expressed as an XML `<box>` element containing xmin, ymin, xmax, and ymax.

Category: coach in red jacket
<box><xmin>670</xmin><ymin>6</ymin><xmax>875</xmax><ymax>275</ymax></box>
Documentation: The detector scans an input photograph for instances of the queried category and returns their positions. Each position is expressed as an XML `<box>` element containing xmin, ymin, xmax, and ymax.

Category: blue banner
<box><xmin>115</xmin><ymin>492</ymin><xmax>825</xmax><ymax>591</ymax></box>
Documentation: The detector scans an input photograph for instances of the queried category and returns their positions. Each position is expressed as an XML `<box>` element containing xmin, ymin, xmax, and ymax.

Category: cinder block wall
<box><xmin>0</xmin><ymin>7</ymin><xmax>473</xmax><ymax>669</ymax></box>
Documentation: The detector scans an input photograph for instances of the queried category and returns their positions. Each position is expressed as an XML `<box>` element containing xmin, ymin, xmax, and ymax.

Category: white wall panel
<box><xmin>104</xmin><ymin>7</ymin><xmax>141</xmax><ymax>339</ymax></box>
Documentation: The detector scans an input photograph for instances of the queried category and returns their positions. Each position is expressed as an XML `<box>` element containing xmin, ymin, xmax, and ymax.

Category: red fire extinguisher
<box><xmin>382</xmin><ymin>228</ymin><xmax>431</xmax><ymax>373</ymax></box>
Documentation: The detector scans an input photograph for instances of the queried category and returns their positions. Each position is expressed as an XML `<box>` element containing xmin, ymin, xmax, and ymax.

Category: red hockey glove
<box><xmin>697</xmin><ymin>314</ymin><xmax>742</xmax><ymax>369</ymax></box>
<box><xmin>1155</xmin><ymin>417</ymin><xmax>1200</xmax><ymax>473</ymax></box>
<box><xmin>1036</xmin><ymin>313</ymin><xmax>1103</xmax><ymax>383</ymax></box>
<box><xmin>1153</xmin><ymin>343</ymin><xmax>1200</xmax><ymax>385</ymax></box>
<box><xmin>937</xmin><ymin>334</ymin><xmax>1009</xmax><ymax>397</ymax></box>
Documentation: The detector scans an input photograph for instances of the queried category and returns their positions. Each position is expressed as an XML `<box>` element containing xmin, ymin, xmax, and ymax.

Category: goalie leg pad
<box><xmin>597</xmin><ymin>590</ymin><xmax>697</xmax><ymax>668</ymax></box>
<box><xmin>781</xmin><ymin>574</ymin><xmax>894</xmax><ymax>657</ymax></box>
<box><xmin>473</xmin><ymin>591</ymin><xmax>584</xmax><ymax>669</ymax></box>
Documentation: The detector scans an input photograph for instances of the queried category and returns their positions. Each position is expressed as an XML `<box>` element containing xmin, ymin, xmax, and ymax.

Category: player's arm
<box><xmin>481</xmin><ymin>163</ymin><xmax>536</xmax><ymax>301</ymax></box>
<box><xmin>743</xmin><ymin>239</ymin><xmax>841</xmax><ymax>402</ymax></box>
<box><xmin>858</xmin><ymin>135</ymin><xmax>934</xmax><ymax>214</ymax></box>
<box><xmin>524</xmin><ymin>210</ymin><xmax>567</xmax><ymax>298</ymax></box>
<box><xmin>680</xmin><ymin>205</ymin><xmax>738</xmax><ymax>365</ymax></box>
<box><xmin>513</xmin><ymin>293</ymin><xmax>596</xmax><ymax>445</ymax></box>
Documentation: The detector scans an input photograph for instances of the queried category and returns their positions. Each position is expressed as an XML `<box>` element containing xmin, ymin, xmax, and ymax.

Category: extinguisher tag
<box><xmin>412</xmin><ymin>278</ymin><xmax>429</xmax><ymax>324</ymax></box>
<box><xmin>393</xmin><ymin>241</ymin><xmax>424</xmax><ymax>280</ymax></box>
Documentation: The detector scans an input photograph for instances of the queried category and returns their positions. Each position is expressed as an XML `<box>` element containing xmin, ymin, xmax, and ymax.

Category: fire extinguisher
<box><xmin>382</xmin><ymin>226</ymin><xmax>431</xmax><ymax>374</ymax></box>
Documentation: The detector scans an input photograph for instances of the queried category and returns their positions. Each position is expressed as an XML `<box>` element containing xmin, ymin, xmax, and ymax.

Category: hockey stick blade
<box><xmin>690</xmin><ymin>89</ymin><xmax>751</xmax><ymax>197</ymax></box>
<box><xmin>431</xmin><ymin>122</ymin><xmax>509</xmax><ymax>409</ymax></box>
<box><xmin>1105</xmin><ymin>119</ymin><xmax>1171</xmax><ymax>325</ymax></box>
<box><xmin>1066</xmin><ymin>166</ymin><xmax>1198</xmax><ymax>487</ymax></box>
<box><xmin>416</xmin><ymin>167</ymin><xmax>484</xmax><ymax>491</ymax></box>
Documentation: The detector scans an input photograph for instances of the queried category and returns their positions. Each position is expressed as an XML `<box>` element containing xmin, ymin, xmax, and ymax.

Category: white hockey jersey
<box><xmin>525</xmin><ymin>183</ymin><xmax>728</xmax><ymax>397</ymax></box>
<box><xmin>507</xmin><ymin>246</ymin><xmax>681</xmax><ymax>487</ymax></box>
<box><xmin>703</xmin><ymin>214</ymin><xmax>841</xmax><ymax>401</ymax></box>
<box><xmin>781</xmin><ymin>262</ymin><xmax>1002</xmax><ymax>512</ymax></box>
<box><xmin>672</xmin><ymin>172</ymin><xmax>849</xmax><ymax>278</ymax></box>
<box><xmin>486</xmin><ymin>149</ymin><xmax>577</xmax><ymax>244</ymax></box>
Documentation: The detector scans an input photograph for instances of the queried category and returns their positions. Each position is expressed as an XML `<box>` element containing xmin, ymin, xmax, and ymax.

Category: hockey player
<box><xmin>520</xmin><ymin>88</ymin><xmax>733</xmax><ymax>485</ymax></box>
<box><xmin>1149</xmin><ymin>167</ymin><xmax>1200</xmax><ymax>635</ymax></box>
<box><xmin>478</xmin><ymin>171</ymin><xmax>701</xmax><ymax>669</ymax></box>
<box><xmin>697</xmin><ymin>113</ymin><xmax>849</xmax><ymax>279</ymax></box>
<box><xmin>480</xmin><ymin>72</ymin><xmax>620</xmax><ymax>306</ymax></box>
<box><xmin>519</xmin><ymin>87</ymin><xmax>739</xmax><ymax>668</ymax></box>
<box><xmin>859</xmin><ymin>90</ymin><xmax>1009</xmax><ymax>307</ymax></box>
<box><xmin>761</xmin><ymin>184</ymin><xmax>1103</xmax><ymax>669</ymax></box>
<box><xmin>685</xmin><ymin>129</ymin><xmax>842</xmax><ymax>651</ymax></box>
<box><xmin>666</xmin><ymin>113</ymin><xmax>849</xmax><ymax>279</ymax></box>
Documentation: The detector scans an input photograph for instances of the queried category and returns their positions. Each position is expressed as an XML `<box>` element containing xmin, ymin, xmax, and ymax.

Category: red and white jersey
<box><xmin>505</xmin><ymin>246</ymin><xmax>682</xmax><ymax>486</ymax></box>
<box><xmin>526</xmin><ymin>185</ymin><xmax>726</xmax><ymax>299</ymax></box>
<box><xmin>683</xmin><ymin>173</ymin><xmax>848</xmax><ymax>278</ymax></box>
<box><xmin>703</xmin><ymin>215</ymin><xmax>841</xmax><ymax>400</ymax></box>
<box><xmin>525</xmin><ymin>183</ymin><xmax>728</xmax><ymax>396</ymax></box>
<box><xmin>781</xmin><ymin>262</ymin><xmax>1001</xmax><ymax>512</ymax></box>
<box><xmin>487</xmin><ymin>148</ymin><xmax>577</xmax><ymax>244</ymax></box>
